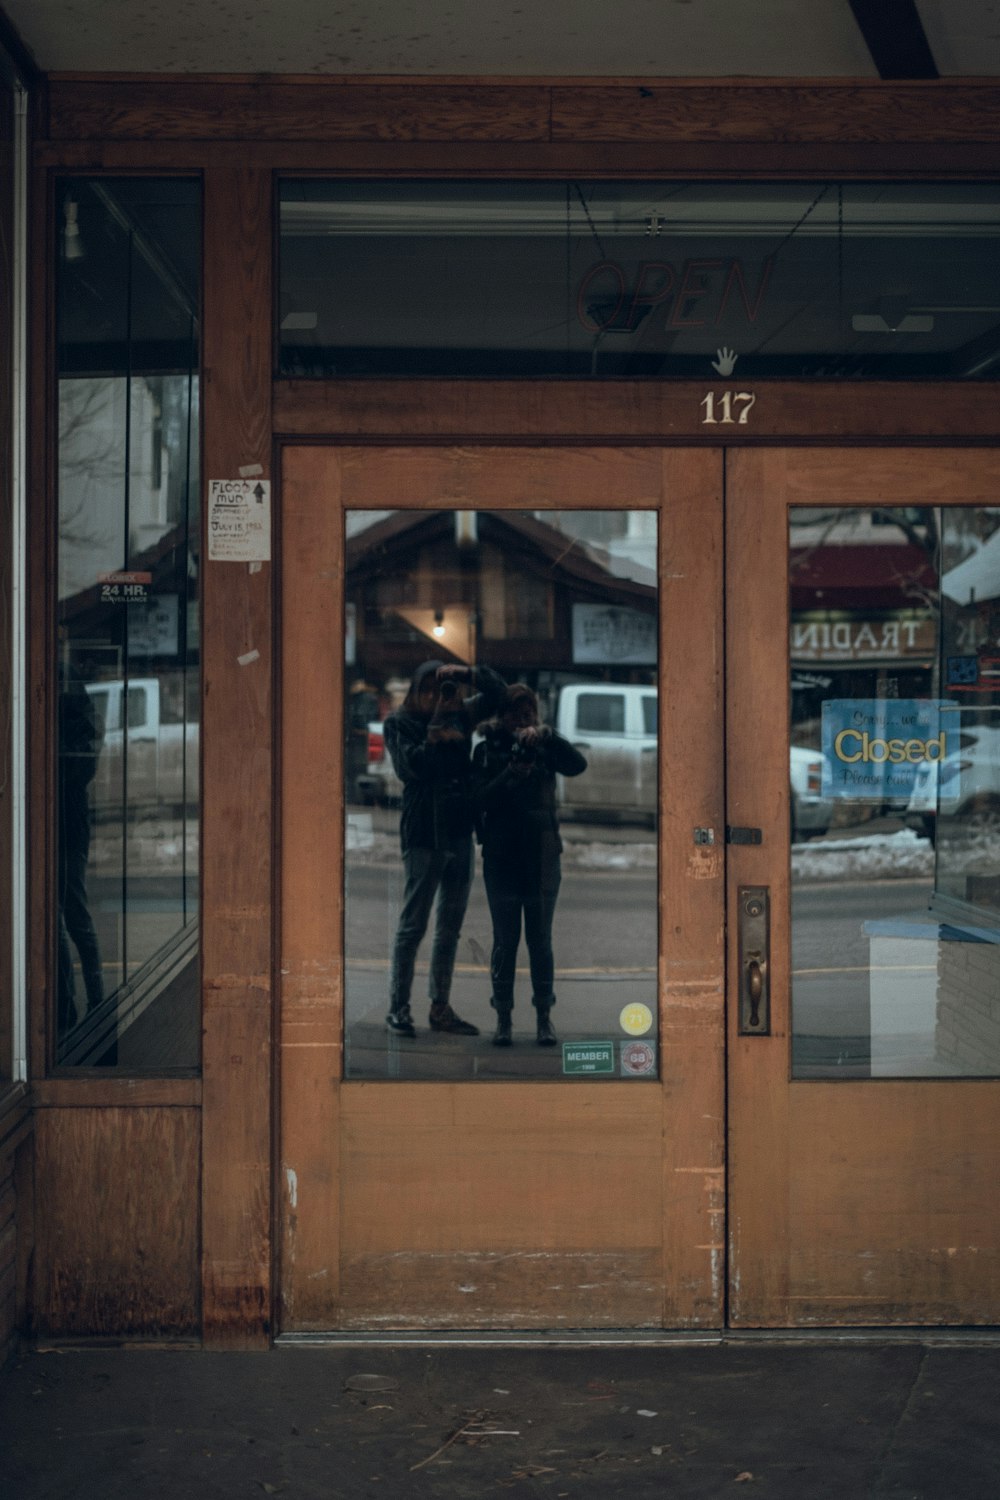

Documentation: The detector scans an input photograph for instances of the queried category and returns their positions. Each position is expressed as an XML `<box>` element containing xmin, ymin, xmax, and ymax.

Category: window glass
<box><xmin>344</xmin><ymin>508</ymin><xmax>658</xmax><ymax>1081</ymax></box>
<box><xmin>55</xmin><ymin>178</ymin><xmax>200</xmax><ymax>1070</ymax></box>
<box><xmin>280</xmin><ymin>181</ymin><xmax>1000</xmax><ymax>380</ymax></box>
<box><xmin>642</xmin><ymin>695</ymin><xmax>658</xmax><ymax>735</ymax></box>
<box><xmin>790</xmin><ymin>505</ymin><xmax>1000</xmax><ymax>1079</ymax></box>
<box><xmin>577</xmin><ymin>692</ymin><xmax>625</xmax><ymax>734</ymax></box>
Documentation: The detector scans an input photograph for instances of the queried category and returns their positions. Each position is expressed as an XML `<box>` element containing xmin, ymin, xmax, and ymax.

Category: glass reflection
<box><xmin>791</xmin><ymin>505</ymin><xmax>1000</xmax><ymax>1078</ymax></box>
<box><xmin>55</xmin><ymin>179</ymin><xmax>200</xmax><ymax>1069</ymax></box>
<box><xmin>280</xmin><ymin>180</ymin><xmax>1000</xmax><ymax>381</ymax></box>
<box><xmin>345</xmin><ymin>509</ymin><xmax>658</xmax><ymax>1080</ymax></box>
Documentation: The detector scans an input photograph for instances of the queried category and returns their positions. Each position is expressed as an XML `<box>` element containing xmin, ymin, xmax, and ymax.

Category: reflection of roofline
<box><xmin>58</xmin><ymin>520</ymin><xmax>190</xmax><ymax>620</ymax></box>
<box><xmin>346</xmin><ymin>509</ymin><xmax>655</xmax><ymax>603</ymax></box>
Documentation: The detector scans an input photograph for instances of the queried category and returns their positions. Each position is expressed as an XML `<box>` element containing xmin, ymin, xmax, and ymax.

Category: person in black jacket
<box><xmin>383</xmin><ymin>658</ymin><xmax>506</xmax><ymax>1038</ymax></box>
<box><xmin>473</xmin><ymin>684</ymin><xmax>587</xmax><ymax>1047</ymax></box>
<box><xmin>57</xmin><ymin>658</ymin><xmax>105</xmax><ymax>1032</ymax></box>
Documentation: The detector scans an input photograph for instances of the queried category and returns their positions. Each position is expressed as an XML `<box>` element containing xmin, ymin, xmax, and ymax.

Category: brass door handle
<box><xmin>738</xmin><ymin>887</ymin><xmax>770</xmax><ymax>1035</ymax></box>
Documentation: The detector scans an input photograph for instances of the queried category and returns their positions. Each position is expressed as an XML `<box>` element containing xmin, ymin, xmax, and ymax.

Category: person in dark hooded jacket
<box><xmin>472</xmin><ymin>684</ymin><xmax>586</xmax><ymax>1047</ymax></box>
<box><xmin>383</xmin><ymin>658</ymin><xmax>505</xmax><ymax>1037</ymax></box>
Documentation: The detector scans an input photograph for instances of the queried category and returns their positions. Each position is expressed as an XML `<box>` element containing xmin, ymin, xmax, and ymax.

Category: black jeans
<box><xmin>483</xmin><ymin>857</ymin><xmax>561</xmax><ymax>1011</ymax></box>
<box><xmin>389</xmin><ymin>840</ymin><xmax>473</xmax><ymax>1013</ymax></box>
<box><xmin>57</xmin><ymin>800</ymin><xmax>105</xmax><ymax>1032</ymax></box>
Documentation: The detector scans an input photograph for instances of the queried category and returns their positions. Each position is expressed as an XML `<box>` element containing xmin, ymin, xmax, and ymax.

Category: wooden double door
<box><xmin>278</xmin><ymin>442</ymin><xmax>1000</xmax><ymax>1332</ymax></box>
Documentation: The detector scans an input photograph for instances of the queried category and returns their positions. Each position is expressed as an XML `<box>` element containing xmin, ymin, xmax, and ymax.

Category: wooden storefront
<box><xmin>11</xmin><ymin>76</ymin><xmax>1000</xmax><ymax>1345</ymax></box>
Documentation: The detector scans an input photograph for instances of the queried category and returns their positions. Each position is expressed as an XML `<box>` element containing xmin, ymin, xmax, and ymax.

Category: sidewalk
<box><xmin>3</xmin><ymin>1337</ymin><xmax>999</xmax><ymax>1498</ymax></box>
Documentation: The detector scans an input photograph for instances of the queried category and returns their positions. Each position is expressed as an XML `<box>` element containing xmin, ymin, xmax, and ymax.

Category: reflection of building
<box><xmin>346</xmin><ymin>509</ymin><xmax>656</xmax><ymax>711</ymax></box>
<box><xmin>790</xmin><ymin>513</ymin><xmax>938</xmax><ymax>746</ymax></box>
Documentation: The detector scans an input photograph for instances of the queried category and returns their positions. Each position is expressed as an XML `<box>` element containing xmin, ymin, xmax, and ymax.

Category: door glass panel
<box><xmin>790</xmin><ymin>504</ymin><xmax>1000</xmax><ymax>1078</ymax></box>
<box><xmin>344</xmin><ymin>508</ymin><xmax>658</xmax><ymax>1080</ymax></box>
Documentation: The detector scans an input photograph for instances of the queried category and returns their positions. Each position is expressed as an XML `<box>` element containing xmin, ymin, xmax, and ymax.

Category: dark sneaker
<box><xmin>428</xmin><ymin>1004</ymin><xmax>480</xmax><ymax>1036</ymax></box>
<box><xmin>386</xmin><ymin>1006</ymin><xmax>416</xmax><ymax>1037</ymax></box>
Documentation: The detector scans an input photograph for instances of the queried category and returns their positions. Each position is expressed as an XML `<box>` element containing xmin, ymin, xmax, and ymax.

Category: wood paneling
<box><xmin>727</xmin><ymin>448</ymin><xmax>1000</xmax><ymax>1327</ymax></box>
<box><xmin>274</xmin><ymin>382</ymin><xmax>1000</xmax><ymax>444</ymax></box>
<box><xmin>32</xmin><ymin>1078</ymin><xmax>201</xmax><ymax>1108</ymax></box>
<box><xmin>551</xmin><ymin>83</ymin><xmax>1000</xmax><ymax>143</ymax></box>
<box><xmin>200</xmin><ymin>163</ymin><xmax>274</xmax><ymax>1346</ymax></box>
<box><xmin>660</xmin><ymin>449</ymin><xmax>726</xmax><ymax>1327</ymax></box>
<box><xmin>43</xmin><ymin>78</ymin><xmax>1000</xmax><ymax>147</ymax></box>
<box><xmin>338</xmin><ymin>1084</ymin><xmax>664</xmax><ymax>1330</ymax></box>
<box><xmin>278</xmin><ymin>444</ymin><xmax>343</xmax><ymax>1331</ymax></box>
<box><xmin>46</xmin><ymin>81</ymin><xmax>550</xmax><ymax>142</ymax></box>
<box><xmin>33</xmin><ymin>1107</ymin><xmax>200</xmax><ymax>1337</ymax></box>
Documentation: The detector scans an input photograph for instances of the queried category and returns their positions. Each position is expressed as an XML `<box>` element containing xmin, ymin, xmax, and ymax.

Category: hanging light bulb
<box><xmin>432</xmin><ymin>610</ymin><xmax>446</xmax><ymax>638</ymax></box>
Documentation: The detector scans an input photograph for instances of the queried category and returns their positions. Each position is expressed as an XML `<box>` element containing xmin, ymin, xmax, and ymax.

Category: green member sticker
<box><xmin>562</xmin><ymin>1041</ymin><xmax>615</xmax><ymax>1075</ymax></box>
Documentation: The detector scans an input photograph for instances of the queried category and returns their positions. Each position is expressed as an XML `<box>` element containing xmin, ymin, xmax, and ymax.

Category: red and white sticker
<box><xmin>620</xmin><ymin>1040</ymin><xmax>656</xmax><ymax>1077</ymax></box>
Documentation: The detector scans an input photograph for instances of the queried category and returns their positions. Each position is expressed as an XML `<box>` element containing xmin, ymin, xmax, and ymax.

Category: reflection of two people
<box><xmin>383</xmin><ymin>662</ymin><xmax>586</xmax><ymax>1047</ymax></box>
<box><xmin>57</xmin><ymin>659</ymin><xmax>105</xmax><ymax>1032</ymax></box>
<box><xmin>384</xmin><ymin>659</ymin><xmax>506</xmax><ymax>1037</ymax></box>
<box><xmin>473</xmin><ymin>686</ymin><xmax>586</xmax><ymax>1046</ymax></box>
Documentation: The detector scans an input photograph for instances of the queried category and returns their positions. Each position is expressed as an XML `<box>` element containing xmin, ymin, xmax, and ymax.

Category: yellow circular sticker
<box><xmin>619</xmin><ymin>1002</ymin><xmax>653</xmax><ymax>1037</ymax></box>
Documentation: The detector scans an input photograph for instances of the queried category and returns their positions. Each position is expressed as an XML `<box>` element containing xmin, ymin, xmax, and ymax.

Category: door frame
<box><xmin>277</xmin><ymin>441</ymin><xmax>727</xmax><ymax>1332</ymax></box>
<box><xmin>726</xmin><ymin>447</ymin><xmax>1000</xmax><ymax>1328</ymax></box>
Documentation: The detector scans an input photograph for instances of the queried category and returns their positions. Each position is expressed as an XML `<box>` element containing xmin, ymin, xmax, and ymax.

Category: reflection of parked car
<box><xmin>86</xmin><ymin>676</ymin><xmax>199</xmax><ymax>813</ymax></box>
<box><xmin>555</xmin><ymin>683</ymin><xmax>657</xmax><ymax>825</ymax></box>
<box><xmin>906</xmin><ymin>722</ymin><xmax>1000</xmax><ymax>841</ymax></box>
<box><xmin>789</xmin><ymin>744</ymin><xmax>833</xmax><ymax>841</ymax></box>
<box><xmin>355</xmin><ymin>721</ymin><xmax>402</xmax><ymax>805</ymax></box>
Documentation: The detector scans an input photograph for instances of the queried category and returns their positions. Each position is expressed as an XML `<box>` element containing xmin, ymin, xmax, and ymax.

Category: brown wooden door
<box><xmin>278</xmin><ymin>443</ymin><xmax>727</xmax><ymax>1332</ymax></box>
<box><xmin>727</xmin><ymin>448</ymin><xmax>1000</xmax><ymax>1327</ymax></box>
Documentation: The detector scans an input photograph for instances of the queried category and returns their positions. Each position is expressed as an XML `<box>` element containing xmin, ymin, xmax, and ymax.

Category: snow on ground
<box><xmin>346</xmin><ymin>815</ymin><xmax>941</xmax><ymax>882</ymax></box>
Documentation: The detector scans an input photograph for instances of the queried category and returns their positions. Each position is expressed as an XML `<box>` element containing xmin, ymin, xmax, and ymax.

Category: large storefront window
<box><xmin>790</xmin><ymin>505</ymin><xmax>1000</xmax><ymax>1079</ymax></box>
<box><xmin>55</xmin><ymin>178</ymin><xmax>200</xmax><ymax>1069</ymax></box>
<box><xmin>280</xmin><ymin>181</ymin><xmax>1000</xmax><ymax>381</ymax></box>
<box><xmin>344</xmin><ymin>508</ymin><xmax>658</xmax><ymax>1081</ymax></box>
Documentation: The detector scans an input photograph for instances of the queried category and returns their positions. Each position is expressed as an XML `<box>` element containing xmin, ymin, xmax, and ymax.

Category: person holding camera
<box><xmin>384</xmin><ymin>658</ymin><xmax>505</xmax><ymax>1038</ymax></box>
<box><xmin>473</xmin><ymin>684</ymin><xmax>587</xmax><ymax>1047</ymax></box>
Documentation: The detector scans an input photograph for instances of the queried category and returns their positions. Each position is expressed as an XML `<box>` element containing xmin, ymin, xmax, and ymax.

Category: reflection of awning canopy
<box><xmin>941</xmin><ymin>530</ymin><xmax>1000</xmax><ymax>606</ymax></box>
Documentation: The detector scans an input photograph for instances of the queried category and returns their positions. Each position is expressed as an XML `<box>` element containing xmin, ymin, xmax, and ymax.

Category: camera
<box><xmin>437</xmin><ymin>678</ymin><xmax>459</xmax><ymax>704</ymax></box>
<box><xmin>510</xmin><ymin>737</ymin><xmax>537</xmax><ymax>766</ymax></box>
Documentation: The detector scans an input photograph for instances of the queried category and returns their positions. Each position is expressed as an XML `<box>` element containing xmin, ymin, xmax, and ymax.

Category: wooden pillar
<box><xmin>200</xmin><ymin>161</ymin><xmax>274</xmax><ymax>1345</ymax></box>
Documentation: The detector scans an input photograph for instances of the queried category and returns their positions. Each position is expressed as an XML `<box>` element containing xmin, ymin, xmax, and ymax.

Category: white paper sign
<box><xmin>208</xmin><ymin>478</ymin><xmax>271</xmax><ymax>562</ymax></box>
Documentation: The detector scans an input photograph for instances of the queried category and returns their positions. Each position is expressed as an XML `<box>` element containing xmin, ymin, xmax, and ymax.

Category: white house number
<box><xmin>700</xmin><ymin>390</ymin><xmax>756</xmax><ymax>425</ymax></box>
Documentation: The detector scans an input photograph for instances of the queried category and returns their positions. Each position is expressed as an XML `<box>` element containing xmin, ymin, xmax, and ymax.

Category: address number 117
<box><xmin>701</xmin><ymin>391</ymin><xmax>756</xmax><ymax>425</ymax></box>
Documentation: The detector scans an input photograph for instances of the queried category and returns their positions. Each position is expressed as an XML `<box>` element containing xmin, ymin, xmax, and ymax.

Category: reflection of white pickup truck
<box><xmin>555</xmin><ymin>682</ymin><xmax>657</xmax><ymax>825</ymax></box>
<box><xmin>556</xmin><ymin>682</ymin><xmax>833</xmax><ymax>837</ymax></box>
<box><xmin>86</xmin><ymin>677</ymin><xmax>199</xmax><ymax>812</ymax></box>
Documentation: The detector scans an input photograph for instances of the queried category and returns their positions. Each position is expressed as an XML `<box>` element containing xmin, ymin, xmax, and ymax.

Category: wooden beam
<box><xmin>848</xmin><ymin>0</ymin><xmax>939</xmax><ymax>80</ymax></box>
<box><xmin>200</xmin><ymin>163</ymin><xmax>274</xmax><ymax>1347</ymax></box>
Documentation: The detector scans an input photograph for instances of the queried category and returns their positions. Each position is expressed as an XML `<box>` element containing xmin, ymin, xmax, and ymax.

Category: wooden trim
<box><xmin>28</xmin><ymin>162</ymin><xmax>55</xmax><ymax>1080</ymax></box>
<box><xmin>43</xmin><ymin>78</ymin><xmax>1000</xmax><ymax>146</ymax></box>
<box><xmin>33</xmin><ymin>139</ymin><xmax>1000</xmax><ymax>176</ymax></box>
<box><xmin>274</xmin><ymin>382</ymin><xmax>1000</xmax><ymax>444</ymax></box>
<box><xmin>200</xmin><ymin>163</ymin><xmax>274</xmax><ymax>1347</ymax></box>
<box><xmin>32</xmin><ymin>1078</ymin><xmax>202</xmax><ymax>1109</ymax></box>
<box><xmin>660</xmin><ymin>449</ymin><xmax>726</xmax><ymax>1326</ymax></box>
<box><xmin>725</xmin><ymin>448</ymin><xmax>793</xmax><ymax>1326</ymax></box>
<box><xmin>278</xmin><ymin>443</ymin><xmax>344</xmax><ymax>1331</ymax></box>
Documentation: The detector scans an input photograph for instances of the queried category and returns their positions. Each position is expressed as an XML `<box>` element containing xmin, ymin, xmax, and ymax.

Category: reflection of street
<box><xmin>345</xmin><ymin>806</ymin><xmax>657</xmax><ymax>1080</ymax></box>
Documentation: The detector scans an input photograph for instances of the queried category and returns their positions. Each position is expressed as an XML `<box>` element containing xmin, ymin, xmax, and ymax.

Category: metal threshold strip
<box><xmin>276</xmin><ymin>1327</ymin><xmax>1000</xmax><ymax>1349</ymax></box>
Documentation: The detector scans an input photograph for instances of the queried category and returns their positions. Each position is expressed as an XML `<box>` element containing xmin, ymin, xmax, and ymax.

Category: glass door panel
<box><xmin>728</xmin><ymin>449</ymin><xmax>1000</xmax><ymax>1328</ymax></box>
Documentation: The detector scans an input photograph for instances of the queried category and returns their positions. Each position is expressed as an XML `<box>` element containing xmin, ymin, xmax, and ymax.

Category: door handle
<box><xmin>738</xmin><ymin>886</ymin><xmax>770</xmax><ymax>1035</ymax></box>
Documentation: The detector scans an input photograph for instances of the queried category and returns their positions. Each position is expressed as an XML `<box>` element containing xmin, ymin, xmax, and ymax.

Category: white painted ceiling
<box><xmin>4</xmin><ymin>0</ymin><xmax>1000</xmax><ymax>78</ymax></box>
